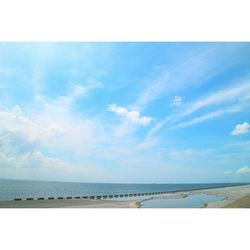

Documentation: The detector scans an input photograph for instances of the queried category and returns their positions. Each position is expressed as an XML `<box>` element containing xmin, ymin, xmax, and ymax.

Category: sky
<box><xmin>0</xmin><ymin>42</ymin><xmax>250</xmax><ymax>183</ymax></box>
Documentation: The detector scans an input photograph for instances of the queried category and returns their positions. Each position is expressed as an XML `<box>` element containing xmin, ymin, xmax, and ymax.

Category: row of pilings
<box><xmin>14</xmin><ymin>191</ymin><xmax>168</xmax><ymax>201</ymax></box>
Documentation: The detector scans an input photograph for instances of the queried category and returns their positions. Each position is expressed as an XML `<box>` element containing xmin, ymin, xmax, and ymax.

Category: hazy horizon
<box><xmin>1</xmin><ymin>177</ymin><xmax>249</xmax><ymax>185</ymax></box>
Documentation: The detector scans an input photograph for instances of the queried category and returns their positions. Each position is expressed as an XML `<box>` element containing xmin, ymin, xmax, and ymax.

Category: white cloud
<box><xmin>0</xmin><ymin>151</ymin><xmax>19</xmax><ymax>168</ymax></box>
<box><xmin>23</xmin><ymin>80</ymin><xmax>106</xmax><ymax>155</ymax></box>
<box><xmin>171</xmin><ymin>96</ymin><xmax>183</xmax><ymax>106</ymax></box>
<box><xmin>108</xmin><ymin>104</ymin><xmax>153</xmax><ymax>126</ymax></box>
<box><xmin>236</xmin><ymin>166</ymin><xmax>250</xmax><ymax>174</ymax></box>
<box><xmin>231</xmin><ymin>122</ymin><xmax>250</xmax><ymax>136</ymax></box>
<box><xmin>0</xmin><ymin>105</ymin><xmax>42</xmax><ymax>143</ymax></box>
<box><xmin>0</xmin><ymin>104</ymin><xmax>111</xmax><ymax>181</ymax></box>
<box><xmin>224</xmin><ymin>166</ymin><xmax>250</xmax><ymax>176</ymax></box>
<box><xmin>0</xmin><ymin>102</ymin><xmax>102</xmax><ymax>158</ymax></box>
<box><xmin>108</xmin><ymin>104</ymin><xmax>153</xmax><ymax>137</ymax></box>
<box><xmin>0</xmin><ymin>100</ymin><xmax>157</xmax><ymax>181</ymax></box>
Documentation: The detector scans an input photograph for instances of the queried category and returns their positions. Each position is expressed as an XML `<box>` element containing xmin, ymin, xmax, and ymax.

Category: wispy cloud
<box><xmin>149</xmin><ymin>81</ymin><xmax>250</xmax><ymax>134</ymax></box>
<box><xmin>35</xmin><ymin>79</ymin><xmax>103</xmax><ymax>111</ymax></box>
<box><xmin>173</xmin><ymin>106</ymin><xmax>243</xmax><ymax>129</ymax></box>
<box><xmin>177</xmin><ymin>81</ymin><xmax>250</xmax><ymax>120</ymax></box>
<box><xmin>133</xmin><ymin>43</ymin><xmax>248</xmax><ymax>112</ymax></box>
<box><xmin>133</xmin><ymin>73</ymin><xmax>169</xmax><ymax>111</ymax></box>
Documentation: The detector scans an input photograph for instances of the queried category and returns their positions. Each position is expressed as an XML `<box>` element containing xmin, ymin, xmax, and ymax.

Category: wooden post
<box><xmin>14</xmin><ymin>198</ymin><xmax>22</xmax><ymax>201</ymax></box>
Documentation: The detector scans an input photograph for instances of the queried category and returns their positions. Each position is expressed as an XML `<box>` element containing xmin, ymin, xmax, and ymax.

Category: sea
<box><xmin>0</xmin><ymin>179</ymin><xmax>248</xmax><ymax>201</ymax></box>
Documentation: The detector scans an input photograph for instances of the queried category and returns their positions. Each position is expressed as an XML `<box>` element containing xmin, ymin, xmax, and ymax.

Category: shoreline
<box><xmin>138</xmin><ymin>184</ymin><xmax>250</xmax><ymax>208</ymax></box>
<box><xmin>1</xmin><ymin>184</ymin><xmax>250</xmax><ymax>208</ymax></box>
<box><xmin>189</xmin><ymin>184</ymin><xmax>250</xmax><ymax>208</ymax></box>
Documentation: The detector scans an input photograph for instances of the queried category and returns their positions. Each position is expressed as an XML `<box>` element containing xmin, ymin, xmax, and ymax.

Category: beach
<box><xmin>1</xmin><ymin>184</ymin><xmax>250</xmax><ymax>208</ymax></box>
<box><xmin>0</xmin><ymin>198</ymin><xmax>141</xmax><ymax>208</ymax></box>
<box><xmin>138</xmin><ymin>184</ymin><xmax>250</xmax><ymax>208</ymax></box>
<box><xmin>191</xmin><ymin>184</ymin><xmax>250</xmax><ymax>208</ymax></box>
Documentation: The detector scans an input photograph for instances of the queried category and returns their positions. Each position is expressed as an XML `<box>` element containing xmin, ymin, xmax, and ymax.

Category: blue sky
<box><xmin>0</xmin><ymin>42</ymin><xmax>250</xmax><ymax>183</ymax></box>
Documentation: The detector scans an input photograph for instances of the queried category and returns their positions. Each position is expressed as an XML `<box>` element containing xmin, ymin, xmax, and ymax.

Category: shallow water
<box><xmin>140</xmin><ymin>194</ymin><xmax>225</xmax><ymax>208</ymax></box>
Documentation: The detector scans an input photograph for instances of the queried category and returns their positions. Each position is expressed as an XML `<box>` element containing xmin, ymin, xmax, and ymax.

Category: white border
<box><xmin>0</xmin><ymin>0</ymin><xmax>250</xmax><ymax>249</ymax></box>
<box><xmin>0</xmin><ymin>0</ymin><xmax>250</xmax><ymax>41</ymax></box>
<box><xmin>0</xmin><ymin>209</ymin><xmax>249</xmax><ymax>250</ymax></box>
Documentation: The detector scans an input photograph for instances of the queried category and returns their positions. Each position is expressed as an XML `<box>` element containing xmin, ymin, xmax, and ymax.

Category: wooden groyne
<box><xmin>13</xmin><ymin>191</ymin><xmax>169</xmax><ymax>201</ymax></box>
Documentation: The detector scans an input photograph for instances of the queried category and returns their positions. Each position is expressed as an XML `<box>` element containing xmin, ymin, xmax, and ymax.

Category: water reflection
<box><xmin>141</xmin><ymin>194</ymin><xmax>225</xmax><ymax>208</ymax></box>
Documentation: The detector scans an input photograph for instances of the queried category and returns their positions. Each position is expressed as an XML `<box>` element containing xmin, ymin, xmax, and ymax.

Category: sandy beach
<box><xmin>0</xmin><ymin>198</ymin><xmax>141</xmax><ymax>208</ymax></box>
<box><xmin>190</xmin><ymin>184</ymin><xmax>250</xmax><ymax>208</ymax></box>
<box><xmin>1</xmin><ymin>184</ymin><xmax>250</xmax><ymax>208</ymax></box>
<box><xmin>139</xmin><ymin>184</ymin><xmax>250</xmax><ymax>208</ymax></box>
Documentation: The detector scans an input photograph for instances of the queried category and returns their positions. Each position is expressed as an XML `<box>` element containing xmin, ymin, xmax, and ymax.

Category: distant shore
<box><xmin>1</xmin><ymin>184</ymin><xmax>250</xmax><ymax>208</ymax></box>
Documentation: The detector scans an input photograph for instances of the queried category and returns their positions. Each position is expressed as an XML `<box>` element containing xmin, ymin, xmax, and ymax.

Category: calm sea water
<box><xmin>0</xmin><ymin>179</ymin><xmax>248</xmax><ymax>201</ymax></box>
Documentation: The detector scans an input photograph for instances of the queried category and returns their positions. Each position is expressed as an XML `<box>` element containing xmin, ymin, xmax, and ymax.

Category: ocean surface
<box><xmin>0</xmin><ymin>179</ymin><xmax>248</xmax><ymax>201</ymax></box>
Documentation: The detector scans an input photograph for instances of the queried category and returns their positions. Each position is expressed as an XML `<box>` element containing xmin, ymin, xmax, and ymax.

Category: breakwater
<box><xmin>13</xmin><ymin>191</ymin><xmax>166</xmax><ymax>201</ymax></box>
